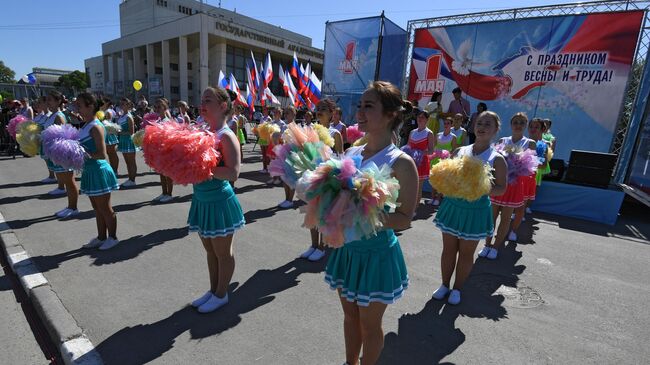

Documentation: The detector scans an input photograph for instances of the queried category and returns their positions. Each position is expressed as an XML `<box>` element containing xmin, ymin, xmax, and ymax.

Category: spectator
<box><xmin>425</xmin><ymin>91</ymin><xmax>443</xmax><ymax>134</ymax></box>
<box><xmin>447</xmin><ymin>87</ymin><xmax>470</xmax><ymax>126</ymax></box>
<box><xmin>468</xmin><ymin>102</ymin><xmax>487</xmax><ymax>144</ymax></box>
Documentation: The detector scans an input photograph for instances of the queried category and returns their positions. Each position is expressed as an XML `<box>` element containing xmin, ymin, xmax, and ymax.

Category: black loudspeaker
<box><xmin>564</xmin><ymin>150</ymin><xmax>617</xmax><ymax>188</ymax></box>
<box><xmin>543</xmin><ymin>158</ymin><xmax>565</xmax><ymax>181</ymax></box>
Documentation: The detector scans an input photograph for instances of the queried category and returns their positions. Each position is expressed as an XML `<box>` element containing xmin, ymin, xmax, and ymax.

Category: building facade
<box><xmin>85</xmin><ymin>0</ymin><xmax>324</xmax><ymax>106</ymax></box>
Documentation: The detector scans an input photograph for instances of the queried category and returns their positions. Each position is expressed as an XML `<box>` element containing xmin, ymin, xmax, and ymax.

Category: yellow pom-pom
<box><xmin>15</xmin><ymin>121</ymin><xmax>42</xmax><ymax>157</ymax></box>
<box><xmin>429</xmin><ymin>155</ymin><xmax>493</xmax><ymax>201</ymax></box>
<box><xmin>95</xmin><ymin>110</ymin><xmax>105</xmax><ymax>121</ymax></box>
<box><xmin>312</xmin><ymin>123</ymin><xmax>335</xmax><ymax>147</ymax></box>
<box><xmin>353</xmin><ymin>135</ymin><xmax>368</xmax><ymax>147</ymax></box>
<box><xmin>258</xmin><ymin>122</ymin><xmax>280</xmax><ymax>142</ymax></box>
<box><xmin>132</xmin><ymin>129</ymin><xmax>145</xmax><ymax>148</ymax></box>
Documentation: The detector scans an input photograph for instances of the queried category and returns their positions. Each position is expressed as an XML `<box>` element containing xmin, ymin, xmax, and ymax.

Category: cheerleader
<box><xmin>331</xmin><ymin>107</ymin><xmax>348</xmax><ymax>148</ymax></box>
<box><xmin>278</xmin><ymin>105</ymin><xmax>298</xmax><ymax>209</ymax></box>
<box><xmin>44</xmin><ymin>91</ymin><xmax>79</xmax><ymax>218</ymax></box>
<box><xmin>300</xmin><ymin>98</ymin><xmax>344</xmax><ymax>262</ymax></box>
<box><xmin>19</xmin><ymin>97</ymin><xmax>34</xmax><ymax>119</ymax></box>
<box><xmin>188</xmin><ymin>86</ymin><xmax>245</xmax><ymax>313</ymax></box>
<box><xmin>33</xmin><ymin>97</ymin><xmax>56</xmax><ymax>183</ymax></box>
<box><xmin>100</xmin><ymin>98</ymin><xmax>120</xmax><ymax>174</ymax></box>
<box><xmin>233</xmin><ymin>105</ymin><xmax>248</xmax><ymax>147</ymax></box>
<box><xmin>432</xmin><ymin>111</ymin><xmax>507</xmax><ymax>305</ymax></box>
<box><xmin>430</xmin><ymin>117</ymin><xmax>457</xmax><ymax>206</ymax></box>
<box><xmin>479</xmin><ymin>113</ymin><xmax>535</xmax><ymax>258</ymax></box>
<box><xmin>227</xmin><ymin>104</ymin><xmax>243</xmax><ymax>161</ymax></box>
<box><xmin>152</xmin><ymin>98</ymin><xmax>175</xmax><ymax>203</ymax></box>
<box><xmin>326</xmin><ymin>81</ymin><xmax>418</xmax><ymax>365</ymax></box>
<box><xmin>258</xmin><ymin>106</ymin><xmax>272</xmax><ymax>173</ymax></box>
<box><xmin>542</xmin><ymin>118</ymin><xmax>557</xmax><ymax>152</ymax></box>
<box><xmin>451</xmin><ymin>113</ymin><xmax>468</xmax><ymax>146</ymax></box>
<box><xmin>407</xmin><ymin>110</ymin><xmax>435</xmax><ymax>204</ymax></box>
<box><xmin>75</xmin><ymin>93</ymin><xmax>120</xmax><ymax>250</ymax></box>
<box><xmin>116</xmin><ymin>98</ymin><xmax>138</xmax><ymax>187</ymax></box>
<box><xmin>176</xmin><ymin>101</ymin><xmax>192</xmax><ymax>124</ymax></box>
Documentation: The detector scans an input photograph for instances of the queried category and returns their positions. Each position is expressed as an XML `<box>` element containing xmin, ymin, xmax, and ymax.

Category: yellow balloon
<box><xmin>133</xmin><ymin>80</ymin><xmax>143</xmax><ymax>91</ymax></box>
<box><xmin>95</xmin><ymin>111</ymin><xmax>105</xmax><ymax>120</ymax></box>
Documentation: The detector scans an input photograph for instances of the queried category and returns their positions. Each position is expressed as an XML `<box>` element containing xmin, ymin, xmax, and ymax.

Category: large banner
<box><xmin>323</xmin><ymin>16</ymin><xmax>406</xmax><ymax>123</ymax></box>
<box><xmin>408</xmin><ymin>11</ymin><xmax>644</xmax><ymax>160</ymax></box>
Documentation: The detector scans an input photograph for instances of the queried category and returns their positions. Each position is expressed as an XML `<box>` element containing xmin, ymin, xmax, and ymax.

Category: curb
<box><xmin>0</xmin><ymin>213</ymin><xmax>103</xmax><ymax>365</ymax></box>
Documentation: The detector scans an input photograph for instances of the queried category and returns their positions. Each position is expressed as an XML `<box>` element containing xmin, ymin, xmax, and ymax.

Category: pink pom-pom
<box><xmin>142</xmin><ymin>112</ymin><xmax>161</xmax><ymax>127</ymax></box>
<box><xmin>6</xmin><ymin>115</ymin><xmax>28</xmax><ymax>139</ymax></box>
<box><xmin>142</xmin><ymin>123</ymin><xmax>221</xmax><ymax>185</ymax></box>
<box><xmin>346</xmin><ymin>124</ymin><xmax>365</xmax><ymax>144</ymax></box>
<box><xmin>429</xmin><ymin>149</ymin><xmax>450</xmax><ymax>160</ymax></box>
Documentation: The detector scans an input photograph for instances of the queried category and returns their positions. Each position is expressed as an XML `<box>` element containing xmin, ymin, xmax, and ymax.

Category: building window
<box><xmin>156</xmin><ymin>0</ymin><xmax>167</xmax><ymax>7</ymax></box>
<box><xmin>155</xmin><ymin>67</ymin><xmax>163</xmax><ymax>75</ymax></box>
<box><xmin>170</xmin><ymin>63</ymin><xmax>178</xmax><ymax>71</ymax></box>
<box><xmin>187</xmin><ymin>62</ymin><xmax>192</xmax><ymax>70</ymax></box>
<box><xmin>171</xmin><ymin>86</ymin><xmax>179</xmax><ymax>94</ymax></box>
<box><xmin>188</xmin><ymin>82</ymin><xmax>193</xmax><ymax>90</ymax></box>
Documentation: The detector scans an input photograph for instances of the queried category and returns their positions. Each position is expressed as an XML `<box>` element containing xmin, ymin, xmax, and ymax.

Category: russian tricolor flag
<box><xmin>218</xmin><ymin>70</ymin><xmax>229</xmax><ymax>89</ymax></box>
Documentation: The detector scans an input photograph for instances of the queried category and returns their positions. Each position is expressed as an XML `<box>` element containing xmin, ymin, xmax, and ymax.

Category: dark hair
<box><xmin>530</xmin><ymin>118</ymin><xmax>547</xmax><ymax>132</ymax></box>
<box><xmin>101</xmin><ymin>97</ymin><xmax>114</xmax><ymax>107</ymax></box>
<box><xmin>510</xmin><ymin>112</ymin><xmax>528</xmax><ymax>125</ymax></box>
<box><xmin>120</xmin><ymin>97</ymin><xmax>134</xmax><ymax>109</ymax></box>
<box><xmin>304</xmin><ymin>111</ymin><xmax>313</xmax><ymax>118</ymax></box>
<box><xmin>155</xmin><ymin>97</ymin><xmax>169</xmax><ymax>110</ymax></box>
<box><xmin>367</xmin><ymin>81</ymin><xmax>408</xmax><ymax>131</ymax></box>
<box><xmin>204</xmin><ymin>86</ymin><xmax>233</xmax><ymax>115</ymax></box>
<box><xmin>418</xmin><ymin>109</ymin><xmax>430</xmax><ymax>119</ymax></box>
<box><xmin>48</xmin><ymin>90</ymin><xmax>65</xmax><ymax>107</ymax></box>
<box><xmin>284</xmin><ymin>105</ymin><xmax>296</xmax><ymax>115</ymax></box>
<box><xmin>478</xmin><ymin>102</ymin><xmax>487</xmax><ymax>112</ymax></box>
<box><xmin>452</xmin><ymin>87</ymin><xmax>462</xmax><ymax>94</ymax></box>
<box><xmin>316</xmin><ymin>98</ymin><xmax>337</xmax><ymax>114</ymax></box>
<box><xmin>77</xmin><ymin>92</ymin><xmax>98</xmax><ymax>113</ymax></box>
<box><xmin>543</xmin><ymin>118</ymin><xmax>552</xmax><ymax>127</ymax></box>
<box><xmin>430</xmin><ymin>91</ymin><xmax>442</xmax><ymax>103</ymax></box>
<box><xmin>334</xmin><ymin>106</ymin><xmax>342</xmax><ymax>116</ymax></box>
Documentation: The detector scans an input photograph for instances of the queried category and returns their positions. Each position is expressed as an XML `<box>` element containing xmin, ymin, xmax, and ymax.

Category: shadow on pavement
<box><xmin>234</xmin><ymin>181</ymin><xmax>275</xmax><ymax>195</ymax></box>
<box><xmin>379</xmin><ymin>242</ymin><xmax>525</xmax><ymax>364</ymax></box>
<box><xmin>29</xmin><ymin>227</ymin><xmax>189</xmax><ymax>273</ymax></box>
<box><xmin>243</xmin><ymin>206</ymin><xmax>281</xmax><ymax>224</ymax></box>
<box><xmin>86</xmin><ymin>258</ymin><xmax>326</xmax><ymax>365</ymax></box>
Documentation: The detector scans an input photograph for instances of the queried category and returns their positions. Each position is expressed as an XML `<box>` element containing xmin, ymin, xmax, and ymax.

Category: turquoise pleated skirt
<box><xmin>80</xmin><ymin>159</ymin><xmax>119</xmax><ymax>196</ymax></box>
<box><xmin>434</xmin><ymin>195</ymin><xmax>494</xmax><ymax>241</ymax></box>
<box><xmin>117</xmin><ymin>134</ymin><xmax>137</xmax><ymax>153</ymax></box>
<box><xmin>324</xmin><ymin>230</ymin><xmax>409</xmax><ymax>307</ymax></box>
<box><xmin>105</xmin><ymin>133</ymin><xmax>119</xmax><ymax>146</ymax></box>
<box><xmin>187</xmin><ymin>178</ymin><xmax>245</xmax><ymax>238</ymax></box>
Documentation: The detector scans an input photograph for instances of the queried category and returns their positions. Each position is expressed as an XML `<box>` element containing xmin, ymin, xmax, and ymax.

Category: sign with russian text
<box><xmin>407</xmin><ymin>11</ymin><xmax>644</xmax><ymax>159</ymax></box>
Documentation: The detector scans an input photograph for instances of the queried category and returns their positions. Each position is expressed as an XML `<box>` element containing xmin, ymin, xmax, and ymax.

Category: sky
<box><xmin>1</xmin><ymin>0</ymin><xmax>574</xmax><ymax>79</ymax></box>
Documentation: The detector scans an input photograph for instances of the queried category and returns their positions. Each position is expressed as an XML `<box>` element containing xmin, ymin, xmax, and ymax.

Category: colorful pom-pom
<box><xmin>47</xmin><ymin>139</ymin><xmax>87</xmax><ymax>171</ymax></box>
<box><xmin>429</xmin><ymin>149</ymin><xmax>450</xmax><ymax>160</ymax></box>
<box><xmin>142</xmin><ymin>112</ymin><xmax>161</xmax><ymax>127</ymax></box>
<box><xmin>312</xmin><ymin>123</ymin><xmax>335</xmax><ymax>148</ymax></box>
<box><xmin>353</xmin><ymin>135</ymin><xmax>368</xmax><ymax>147</ymax></box>
<box><xmin>400</xmin><ymin>145</ymin><xmax>424</xmax><ymax>166</ymax></box>
<box><xmin>142</xmin><ymin>122</ymin><xmax>221</xmax><ymax>185</ymax></box>
<box><xmin>429</xmin><ymin>155</ymin><xmax>493</xmax><ymax>201</ymax></box>
<box><xmin>346</xmin><ymin>124</ymin><xmax>365</xmax><ymax>144</ymax></box>
<box><xmin>270</xmin><ymin>141</ymin><xmax>333</xmax><ymax>189</ymax></box>
<box><xmin>131</xmin><ymin>129</ymin><xmax>145</xmax><ymax>148</ymax></box>
<box><xmin>257</xmin><ymin>122</ymin><xmax>280</xmax><ymax>142</ymax></box>
<box><xmin>95</xmin><ymin>111</ymin><xmax>105</xmax><ymax>121</ymax></box>
<box><xmin>102</xmin><ymin>120</ymin><xmax>122</xmax><ymax>135</ymax></box>
<box><xmin>6</xmin><ymin>115</ymin><xmax>28</xmax><ymax>139</ymax></box>
<box><xmin>494</xmin><ymin>143</ymin><xmax>539</xmax><ymax>184</ymax></box>
<box><xmin>15</xmin><ymin>122</ymin><xmax>42</xmax><ymax>156</ymax></box>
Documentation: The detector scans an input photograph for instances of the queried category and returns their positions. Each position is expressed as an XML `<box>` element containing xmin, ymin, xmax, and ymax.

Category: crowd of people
<box><xmin>4</xmin><ymin>81</ymin><xmax>557</xmax><ymax>365</ymax></box>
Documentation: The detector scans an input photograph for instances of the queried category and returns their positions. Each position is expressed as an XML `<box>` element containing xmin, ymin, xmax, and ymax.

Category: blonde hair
<box><xmin>203</xmin><ymin>86</ymin><xmax>232</xmax><ymax>114</ymax></box>
<box><xmin>477</xmin><ymin>111</ymin><xmax>501</xmax><ymax>131</ymax></box>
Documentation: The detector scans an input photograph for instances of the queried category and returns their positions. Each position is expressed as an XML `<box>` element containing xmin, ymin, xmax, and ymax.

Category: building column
<box><xmin>199</xmin><ymin>18</ymin><xmax>209</xmax><ymax>93</ymax></box>
<box><xmin>133</xmin><ymin>47</ymin><xmax>144</xmax><ymax>84</ymax></box>
<box><xmin>102</xmin><ymin>55</ymin><xmax>110</xmax><ymax>94</ymax></box>
<box><xmin>162</xmin><ymin>39</ymin><xmax>171</xmax><ymax>99</ymax></box>
<box><xmin>111</xmin><ymin>54</ymin><xmax>119</xmax><ymax>96</ymax></box>
<box><xmin>146</xmin><ymin>43</ymin><xmax>155</xmax><ymax>99</ymax></box>
<box><xmin>121</xmin><ymin>49</ymin><xmax>129</xmax><ymax>97</ymax></box>
<box><xmin>179</xmin><ymin>36</ymin><xmax>189</xmax><ymax>102</ymax></box>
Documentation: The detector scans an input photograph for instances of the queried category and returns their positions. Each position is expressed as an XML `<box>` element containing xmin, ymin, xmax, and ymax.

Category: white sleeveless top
<box><xmin>437</xmin><ymin>131</ymin><xmax>456</xmax><ymax>145</ymax></box>
<box><xmin>332</xmin><ymin>121</ymin><xmax>345</xmax><ymax>132</ymax></box>
<box><xmin>409</xmin><ymin>128</ymin><xmax>431</xmax><ymax>142</ymax></box>
<box><xmin>345</xmin><ymin>143</ymin><xmax>404</xmax><ymax>169</ymax></box>
<box><xmin>502</xmin><ymin>136</ymin><xmax>534</xmax><ymax>149</ymax></box>
<box><xmin>42</xmin><ymin>111</ymin><xmax>64</xmax><ymax>129</ymax></box>
<box><xmin>457</xmin><ymin>144</ymin><xmax>499</xmax><ymax>167</ymax></box>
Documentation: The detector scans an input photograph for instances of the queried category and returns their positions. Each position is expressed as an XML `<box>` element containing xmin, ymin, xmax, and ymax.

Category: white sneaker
<box><xmin>432</xmin><ymin>284</ymin><xmax>450</xmax><ymax>300</ymax></box>
<box><xmin>300</xmin><ymin>247</ymin><xmax>316</xmax><ymax>259</ymax></box>
<box><xmin>159</xmin><ymin>195</ymin><xmax>173</xmax><ymax>203</ymax></box>
<box><xmin>447</xmin><ymin>289</ymin><xmax>461</xmax><ymax>305</ymax></box>
<box><xmin>478</xmin><ymin>246</ymin><xmax>491</xmax><ymax>258</ymax></box>
<box><xmin>48</xmin><ymin>187</ymin><xmax>66</xmax><ymax>195</ymax></box>
<box><xmin>152</xmin><ymin>194</ymin><xmax>164</xmax><ymax>202</ymax></box>
<box><xmin>121</xmin><ymin>180</ymin><xmax>136</xmax><ymax>187</ymax></box>
<box><xmin>198</xmin><ymin>293</ymin><xmax>229</xmax><ymax>313</ymax></box>
<box><xmin>487</xmin><ymin>248</ymin><xmax>498</xmax><ymax>260</ymax></box>
<box><xmin>83</xmin><ymin>237</ymin><xmax>104</xmax><ymax>249</ymax></box>
<box><xmin>525</xmin><ymin>207</ymin><xmax>532</xmax><ymax>214</ymax></box>
<box><xmin>508</xmin><ymin>231</ymin><xmax>517</xmax><ymax>241</ymax></box>
<box><xmin>41</xmin><ymin>177</ymin><xmax>57</xmax><ymax>183</ymax></box>
<box><xmin>55</xmin><ymin>207</ymin><xmax>69</xmax><ymax>216</ymax></box>
<box><xmin>273</xmin><ymin>178</ymin><xmax>282</xmax><ymax>186</ymax></box>
<box><xmin>99</xmin><ymin>237</ymin><xmax>120</xmax><ymax>250</ymax></box>
<box><xmin>191</xmin><ymin>291</ymin><xmax>213</xmax><ymax>308</ymax></box>
<box><xmin>266</xmin><ymin>178</ymin><xmax>275</xmax><ymax>184</ymax></box>
<box><xmin>511</xmin><ymin>213</ymin><xmax>516</xmax><ymax>220</ymax></box>
<box><xmin>308</xmin><ymin>248</ymin><xmax>326</xmax><ymax>262</ymax></box>
<box><xmin>522</xmin><ymin>216</ymin><xmax>526</xmax><ymax>222</ymax></box>
<box><xmin>278</xmin><ymin>200</ymin><xmax>294</xmax><ymax>209</ymax></box>
<box><xmin>431</xmin><ymin>199</ymin><xmax>440</xmax><ymax>206</ymax></box>
<box><xmin>259</xmin><ymin>169</ymin><xmax>268</xmax><ymax>173</ymax></box>
<box><xmin>58</xmin><ymin>209</ymin><xmax>79</xmax><ymax>219</ymax></box>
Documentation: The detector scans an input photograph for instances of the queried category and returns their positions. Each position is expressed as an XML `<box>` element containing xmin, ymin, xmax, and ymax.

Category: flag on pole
<box><xmin>250</xmin><ymin>51</ymin><xmax>261</xmax><ymax>92</ymax></box>
<box><xmin>218</xmin><ymin>70</ymin><xmax>229</xmax><ymax>89</ymax></box>
<box><xmin>246</xmin><ymin>85</ymin><xmax>255</xmax><ymax>114</ymax></box>
<box><xmin>246</xmin><ymin>64</ymin><xmax>257</xmax><ymax>102</ymax></box>
<box><xmin>302</xmin><ymin>62</ymin><xmax>311</xmax><ymax>94</ymax></box>
<box><xmin>290</xmin><ymin>52</ymin><xmax>301</xmax><ymax>79</ymax></box>
<box><xmin>278</xmin><ymin>65</ymin><xmax>296</xmax><ymax>106</ymax></box>
<box><xmin>263</xmin><ymin>52</ymin><xmax>273</xmax><ymax>90</ymax></box>
<box><xmin>229</xmin><ymin>74</ymin><xmax>248</xmax><ymax>107</ymax></box>
<box><xmin>286</xmin><ymin>69</ymin><xmax>304</xmax><ymax>107</ymax></box>
<box><xmin>263</xmin><ymin>87</ymin><xmax>280</xmax><ymax>105</ymax></box>
<box><xmin>306</xmin><ymin>71</ymin><xmax>321</xmax><ymax>103</ymax></box>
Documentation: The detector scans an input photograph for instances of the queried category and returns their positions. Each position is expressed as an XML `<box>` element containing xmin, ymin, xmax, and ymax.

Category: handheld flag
<box><xmin>218</xmin><ymin>70</ymin><xmax>229</xmax><ymax>89</ymax></box>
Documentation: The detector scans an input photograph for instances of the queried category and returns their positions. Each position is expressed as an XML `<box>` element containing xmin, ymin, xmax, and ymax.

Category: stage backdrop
<box><xmin>407</xmin><ymin>11</ymin><xmax>644</xmax><ymax>160</ymax></box>
<box><xmin>323</xmin><ymin>16</ymin><xmax>407</xmax><ymax>123</ymax></box>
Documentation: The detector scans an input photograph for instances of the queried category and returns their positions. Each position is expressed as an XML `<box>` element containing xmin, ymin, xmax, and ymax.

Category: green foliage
<box><xmin>56</xmin><ymin>70</ymin><xmax>88</xmax><ymax>91</ymax></box>
<box><xmin>0</xmin><ymin>60</ymin><xmax>16</xmax><ymax>83</ymax></box>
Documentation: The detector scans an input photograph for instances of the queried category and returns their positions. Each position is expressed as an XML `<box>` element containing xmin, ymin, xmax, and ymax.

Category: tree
<box><xmin>0</xmin><ymin>60</ymin><xmax>16</xmax><ymax>83</ymax></box>
<box><xmin>56</xmin><ymin>70</ymin><xmax>88</xmax><ymax>93</ymax></box>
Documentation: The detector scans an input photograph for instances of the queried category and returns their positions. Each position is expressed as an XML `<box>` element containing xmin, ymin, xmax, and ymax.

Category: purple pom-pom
<box><xmin>400</xmin><ymin>145</ymin><xmax>424</xmax><ymax>165</ymax></box>
<box><xmin>42</xmin><ymin>124</ymin><xmax>79</xmax><ymax>147</ymax></box>
<box><xmin>495</xmin><ymin>143</ymin><xmax>538</xmax><ymax>184</ymax></box>
<box><xmin>48</xmin><ymin>139</ymin><xmax>87</xmax><ymax>171</ymax></box>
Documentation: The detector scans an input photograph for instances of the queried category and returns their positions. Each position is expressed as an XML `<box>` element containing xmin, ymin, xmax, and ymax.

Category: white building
<box><xmin>85</xmin><ymin>0</ymin><xmax>324</xmax><ymax>106</ymax></box>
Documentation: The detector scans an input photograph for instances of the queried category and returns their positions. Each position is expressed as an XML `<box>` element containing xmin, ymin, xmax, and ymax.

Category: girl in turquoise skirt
<box><xmin>116</xmin><ymin>98</ymin><xmax>138</xmax><ymax>187</ymax></box>
<box><xmin>45</xmin><ymin>91</ymin><xmax>80</xmax><ymax>218</ymax></box>
<box><xmin>75</xmin><ymin>93</ymin><xmax>120</xmax><ymax>251</ymax></box>
<box><xmin>188</xmin><ymin>86</ymin><xmax>245</xmax><ymax>314</ymax></box>
<box><xmin>432</xmin><ymin>111</ymin><xmax>507</xmax><ymax>305</ymax></box>
<box><xmin>326</xmin><ymin>81</ymin><xmax>418</xmax><ymax>365</ymax></box>
<box><xmin>100</xmin><ymin>97</ymin><xmax>120</xmax><ymax>174</ymax></box>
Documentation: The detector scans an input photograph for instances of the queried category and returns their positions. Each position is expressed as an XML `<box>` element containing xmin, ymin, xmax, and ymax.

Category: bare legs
<box><xmin>440</xmin><ymin>233</ymin><xmax>479</xmax><ymax>290</ymax></box>
<box><xmin>57</xmin><ymin>171</ymin><xmax>78</xmax><ymax>210</ymax></box>
<box><xmin>310</xmin><ymin>228</ymin><xmax>324</xmax><ymax>250</ymax></box>
<box><xmin>106</xmin><ymin>144</ymin><xmax>119</xmax><ymax>174</ymax></box>
<box><xmin>89</xmin><ymin>193</ymin><xmax>117</xmax><ymax>240</ymax></box>
<box><xmin>160</xmin><ymin>175</ymin><xmax>174</xmax><ymax>196</ymax></box>
<box><xmin>200</xmin><ymin>234</ymin><xmax>235</xmax><ymax>298</ymax></box>
<box><xmin>339</xmin><ymin>294</ymin><xmax>388</xmax><ymax>365</ymax></box>
<box><xmin>417</xmin><ymin>179</ymin><xmax>424</xmax><ymax>204</ymax></box>
<box><xmin>485</xmin><ymin>205</ymin><xmax>514</xmax><ymax>249</ymax></box>
<box><xmin>283</xmin><ymin>183</ymin><xmax>295</xmax><ymax>202</ymax></box>
<box><xmin>122</xmin><ymin>152</ymin><xmax>137</xmax><ymax>182</ymax></box>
